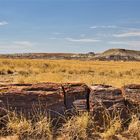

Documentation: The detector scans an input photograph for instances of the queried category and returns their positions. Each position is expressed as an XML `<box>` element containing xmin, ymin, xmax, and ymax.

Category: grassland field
<box><xmin>0</xmin><ymin>59</ymin><xmax>140</xmax><ymax>139</ymax></box>
<box><xmin>0</xmin><ymin>59</ymin><xmax>139</xmax><ymax>87</ymax></box>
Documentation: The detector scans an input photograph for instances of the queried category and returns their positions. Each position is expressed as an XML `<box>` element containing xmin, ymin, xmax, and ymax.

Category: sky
<box><xmin>0</xmin><ymin>0</ymin><xmax>140</xmax><ymax>54</ymax></box>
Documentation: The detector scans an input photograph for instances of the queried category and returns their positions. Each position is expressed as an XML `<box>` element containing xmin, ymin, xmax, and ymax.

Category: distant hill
<box><xmin>0</xmin><ymin>53</ymin><xmax>75</xmax><ymax>59</ymax></box>
<box><xmin>0</xmin><ymin>48</ymin><xmax>140</xmax><ymax>61</ymax></box>
<box><xmin>0</xmin><ymin>52</ymin><xmax>95</xmax><ymax>60</ymax></box>
<box><xmin>103</xmin><ymin>49</ymin><xmax>140</xmax><ymax>56</ymax></box>
<box><xmin>94</xmin><ymin>49</ymin><xmax>140</xmax><ymax>61</ymax></box>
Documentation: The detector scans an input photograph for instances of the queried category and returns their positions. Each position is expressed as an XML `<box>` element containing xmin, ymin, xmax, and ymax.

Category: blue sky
<box><xmin>0</xmin><ymin>0</ymin><xmax>140</xmax><ymax>54</ymax></box>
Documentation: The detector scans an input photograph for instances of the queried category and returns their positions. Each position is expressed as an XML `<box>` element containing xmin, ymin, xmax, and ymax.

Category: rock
<box><xmin>0</xmin><ymin>100</ymin><xmax>8</xmax><ymax>128</ymax></box>
<box><xmin>90</xmin><ymin>84</ymin><xmax>124</xmax><ymax>108</ymax></box>
<box><xmin>23</xmin><ymin>82</ymin><xmax>60</xmax><ymax>91</ymax></box>
<box><xmin>122</xmin><ymin>84</ymin><xmax>140</xmax><ymax>114</ymax></box>
<box><xmin>122</xmin><ymin>84</ymin><xmax>140</xmax><ymax>104</ymax></box>
<box><xmin>89</xmin><ymin>84</ymin><xmax>127</xmax><ymax>124</ymax></box>
<box><xmin>0</xmin><ymin>90</ymin><xmax>64</xmax><ymax>118</ymax></box>
<box><xmin>73</xmin><ymin>99</ymin><xmax>87</xmax><ymax>112</ymax></box>
<box><xmin>0</xmin><ymin>100</ymin><xmax>7</xmax><ymax>117</ymax></box>
<box><xmin>2</xmin><ymin>82</ymin><xmax>140</xmax><ymax>127</ymax></box>
<box><xmin>61</xmin><ymin>83</ymin><xmax>90</xmax><ymax>110</ymax></box>
<box><xmin>0</xmin><ymin>82</ymin><xmax>89</xmax><ymax>119</ymax></box>
<box><xmin>0</xmin><ymin>100</ymin><xmax>3</xmax><ymax>106</ymax></box>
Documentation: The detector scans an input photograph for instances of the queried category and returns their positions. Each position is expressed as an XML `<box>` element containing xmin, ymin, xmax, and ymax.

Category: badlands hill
<box><xmin>0</xmin><ymin>48</ymin><xmax>140</xmax><ymax>61</ymax></box>
<box><xmin>94</xmin><ymin>48</ymin><xmax>140</xmax><ymax>61</ymax></box>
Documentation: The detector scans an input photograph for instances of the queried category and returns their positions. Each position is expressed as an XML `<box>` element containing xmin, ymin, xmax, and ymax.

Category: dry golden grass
<box><xmin>0</xmin><ymin>111</ymin><xmax>53</xmax><ymax>140</ymax></box>
<box><xmin>0</xmin><ymin>58</ymin><xmax>140</xmax><ymax>139</ymax></box>
<box><xmin>0</xmin><ymin>59</ymin><xmax>139</xmax><ymax>87</ymax></box>
<box><xmin>1</xmin><ymin>110</ymin><xmax>140</xmax><ymax>140</ymax></box>
<box><xmin>58</xmin><ymin>112</ymin><xmax>89</xmax><ymax>140</ymax></box>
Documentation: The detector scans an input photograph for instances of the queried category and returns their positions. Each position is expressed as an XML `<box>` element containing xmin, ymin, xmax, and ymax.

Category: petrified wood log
<box><xmin>0</xmin><ymin>83</ymin><xmax>89</xmax><ymax>118</ymax></box>
<box><xmin>2</xmin><ymin>82</ymin><xmax>140</xmax><ymax>126</ymax></box>
<box><xmin>61</xmin><ymin>83</ymin><xmax>90</xmax><ymax>110</ymax></box>
<box><xmin>0</xmin><ymin>100</ymin><xmax>8</xmax><ymax>128</ymax></box>
<box><xmin>122</xmin><ymin>84</ymin><xmax>140</xmax><ymax>114</ymax></box>
<box><xmin>122</xmin><ymin>84</ymin><xmax>140</xmax><ymax>104</ymax></box>
<box><xmin>89</xmin><ymin>84</ymin><xmax>127</xmax><ymax>123</ymax></box>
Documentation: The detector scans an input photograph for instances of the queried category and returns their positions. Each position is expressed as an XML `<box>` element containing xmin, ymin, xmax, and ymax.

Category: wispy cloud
<box><xmin>90</xmin><ymin>25</ymin><xmax>140</xmax><ymax>32</ymax></box>
<box><xmin>90</xmin><ymin>25</ymin><xmax>117</xmax><ymax>29</ymax></box>
<box><xmin>0</xmin><ymin>21</ymin><xmax>8</xmax><ymax>26</ymax></box>
<box><xmin>108</xmin><ymin>41</ymin><xmax>140</xmax><ymax>47</ymax></box>
<box><xmin>65</xmin><ymin>37</ymin><xmax>100</xmax><ymax>43</ymax></box>
<box><xmin>48</xmin><ymin>37</ymin><xmax>58</xmax><ymax>40</ymax></box>
<box><xmin>0</xmin><ymin>41</ymin><xmax>35</xmax><ymax>50</ymax></box>
<box><xmin>51</xmin><ymin>32</ymin><xmax>63</xmax><ymax>35</ymax></box>
<box><xmin>0</xmin><ymin>41</ymin><xmax>36</xmax><ymax>53</ymax></box>
<box><xmin>13</xmin><ymin>41</ymin><xmax>34</xmax><ymax>47</ymax></box>
<box><xmin>113</xmin><ymin>31</ymin><xmax>140</xmax><ymax>37</ymax></box>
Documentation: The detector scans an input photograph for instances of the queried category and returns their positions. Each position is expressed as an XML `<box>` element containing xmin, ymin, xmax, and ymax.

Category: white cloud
<box><xmin>113</xmin><ymin>31</ymin><xmax>140</xmax><ymax>37</ymax></box>
<box><xmin>13</xmin><ymin>41</ymin><xmax>34</xmax><ymax>47</ymax></box>
<box><xmin>0</xmin><ymin>21</ymin><xmax>8</xmax><ymax>26</ymax></box>
<box><xmin>108</xmin><ymin>41</ymin><xmax>140</xmax><ymax>47</ymax></box>
<box><xmin>0</xmin><ymin>41</ymin><xmax>35</xmax><ymax>51</ymax></box>
<box><xmin>90</xmin><ymin>25</ymin><xmax>117</xmax><ymax>29</ymax></box>
<box><xmin>65</xmin><ymin>37</ymin><xmax>100</xmax><ymax>43</ymax></box>
<box><xmin>90</xmin><ymin>26</ymin><xmax>97</xmax><ymax>29</ymax></box>
<box><xmin>51</xmin><ymin>32</ymin><xmax>63</xmax><ymax>35</ymax></box>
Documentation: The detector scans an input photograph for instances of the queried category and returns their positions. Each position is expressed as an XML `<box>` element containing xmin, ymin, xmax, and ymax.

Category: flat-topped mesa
<box><xmin>89</xmin><ymin>84</ymin><xmax>127</xmax><ymax>121</ymax></box>
<box><xmin>122</xmin><ymin>84</ymin><xmax>140</xmax><ymax>106</ymax></box>
<box><xmin>0</xmin><ymin>82</ymin><xmax>89</xmax><ymax>118</ymax></box>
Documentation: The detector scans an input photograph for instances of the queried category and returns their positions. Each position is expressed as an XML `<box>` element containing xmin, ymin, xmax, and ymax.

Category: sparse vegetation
<box><xmin>0</xmin><ymin>59</ymin><xmax>139</xmax><ymax>87</ymax></box>
<box><xmin>0</xmin><ymin>111</ymin><xmax>53</xmax><ymax>140</ymax></box>
<box><xmin>0</xmin><ymin>58</ymin><xmax>140</xmax><ymax>139</ymax></box>
<box><xmin>1</xmin><ymin>109</ymin><xmax>140</xmax><ymax>140</ymax></box>
<box><xmin>58</xmin><ymin>112</ymin><xmax>89</xmax><ymax>140</ymax></box>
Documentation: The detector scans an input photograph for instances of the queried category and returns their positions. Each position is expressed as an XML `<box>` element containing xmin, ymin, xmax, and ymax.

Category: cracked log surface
<box><xmin>122</xmin><ymin>84</ymin><xmax>140</xmax><ymax>104</ymax></box>
<box><xmin>89</xmin><ymin>85</ymin><xmax>128</xmax><ymax>125</ymax></box>
<box><xmin>0</xmin><ymin>82</ymin><xmax>140</xmax><ymax>121</ymax></box>
<box><xmin>122</xmin><ymin>84</ymin><xmax>140</xmax><ymax>113</ymax></box>
<box><xmin>0</xmin><ymin>83</ymin><xmax>89</xmax><ymax>118</ymax></box>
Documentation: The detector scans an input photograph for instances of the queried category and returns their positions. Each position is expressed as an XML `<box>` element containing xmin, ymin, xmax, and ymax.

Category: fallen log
<box><xmin>0</xmin><ymin>83</ymin><xmax>89</xmax><ymax>119</ymax></box>
<box><xmin>89</xmin><ymin>84</ymin><xmax>128</xmax><ymax>125</ymax></box>
<box><xmin>122</xmin><ymin>84</ymin><xmax>140</xmax><ymax>104</ymax></box>
<box><xmin>122</xmin><ymin>84</ymin><xmax>140</xmax><ymax>114</ymax></box>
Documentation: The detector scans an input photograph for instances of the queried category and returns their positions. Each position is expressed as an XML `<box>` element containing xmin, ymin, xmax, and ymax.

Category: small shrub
<box><xmin>33</xmin><ymin>116</ymin><xmax>52</xmax><ymax>139</ymax></box>
<box><xmin>101</xmin><ymin>118</ymin><xmax>121</xmax><ymax>139</ymax></box>
<box><xmin>127</xmin><ymin>115</ymin><xmax>140</xmax><ymax>138</ymax></box>
<box><xmin>59</xmin><ymin>112</ymin><xmax>89</xmax><ymax>140</ymax></box>
<box><xmin>6</xmin><ymin>113</ymin><xmax>32</xmax><ymax>138</ymax></box>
